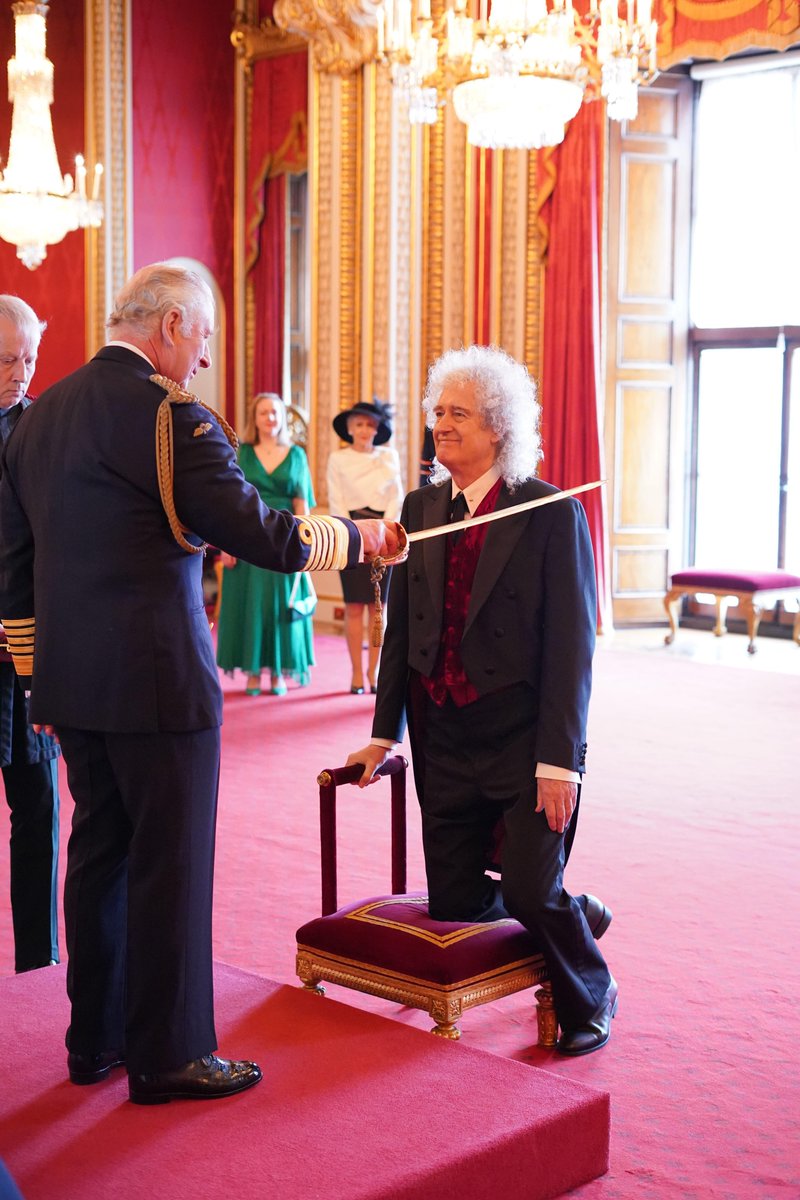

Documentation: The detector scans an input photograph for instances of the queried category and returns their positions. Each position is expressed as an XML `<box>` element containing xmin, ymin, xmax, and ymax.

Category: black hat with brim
<box><xmin>332</xmin><ymin>400</ymin><xmax>392</xmax><ymax>446</ymax></box>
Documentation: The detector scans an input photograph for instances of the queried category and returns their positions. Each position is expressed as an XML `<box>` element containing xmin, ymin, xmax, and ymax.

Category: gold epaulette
<box><xmin>2</xmin><ymin>616</ymin><xmax>35</xmax><ymax>676</ymax></box>
<box><xmin>296</xmin><ymin>515</ymin><xmax>354</xmax><ymax>571</ymax></box>
<box><xmin>150</xmin><ymin>374</ymin><xmax>239</xmax><ymax>555</ymax></box>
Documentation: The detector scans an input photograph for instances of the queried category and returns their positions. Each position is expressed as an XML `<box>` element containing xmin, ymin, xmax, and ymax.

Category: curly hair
<box><xmin>421</xmin><ymin>345</ymin><xmax>542</xmax><ymax>490</ymax></box>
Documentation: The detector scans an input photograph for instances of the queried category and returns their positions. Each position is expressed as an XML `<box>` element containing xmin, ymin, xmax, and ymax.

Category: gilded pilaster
<box><xmin>421</xmin><ymin>111</ymin><xmax>444</xmax><ymax>395</ymax></box>
<box><xmin>311</xmin><ymin>70</ymin><xmax>337</xmax><ymax>495</ymax></box>
<box><xmin>371</xmin><ymin>66</ymin><xmax>393</xmax><ymax>408</ymax></box>
<box><xmin>525</xmin><ymin>152</ymin><xmax>545</xmax><ymax>382</ymax></box>
<box><xmin>499</xmin><ymin>148</ymin><xmax>529</xmax><ymax>365</ymax></box>
<box><xmin>441</xmin><ymin>105</ymin><xmax>467</xmax><ymax>353</ymax></box>
<box><xmin>338</xmin><ymin>72</ymin><xmax>363</xmax><ymax>415</ymax></box>
<box><xmin>85</xmin><ymin>0</ymin><xmax>130</xmax><ymax>354</ymax></box>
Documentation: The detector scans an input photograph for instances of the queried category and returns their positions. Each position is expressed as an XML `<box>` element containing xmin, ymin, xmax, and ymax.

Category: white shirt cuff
<box><xmin>371</xmin><ymin>738</ymin><xmax>397</xmax><ymax>750</ymax></box>
<box><xmin>536</xmin><ymin>762</ymin><xmax>581</xmax><ymax>784</ymax></box>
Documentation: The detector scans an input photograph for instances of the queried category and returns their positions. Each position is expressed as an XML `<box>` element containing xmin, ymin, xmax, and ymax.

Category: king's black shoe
<box><xmin>68</xmin><ymin>1049</ymin><xmax>126</xmax><ymax>1085</ymax></box>
<box><xmin>581</xmin><ymin>894</ymin><xmax>613</xmax><ymax>940</ymax></box>
<box><xmin>557</xmin><ymin>978</ymin><xmax>618</xmax><ymax>1057</ymax></box>
<box><xmin>128</xmin><ymin>1053</ymin><xmax>262</xmax><ymax>1105</ymax></box>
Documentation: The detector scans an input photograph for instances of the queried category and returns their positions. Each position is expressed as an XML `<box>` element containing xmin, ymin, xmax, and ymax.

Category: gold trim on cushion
<box><xmin>344</xmin><ymin>896</ymin><xmax>518</xmax><ymax>946</ymax></box>
<box><xmin>2</xmin><ymin>616</ymin><xmax>35</xmax><ymax>676</ymax></box>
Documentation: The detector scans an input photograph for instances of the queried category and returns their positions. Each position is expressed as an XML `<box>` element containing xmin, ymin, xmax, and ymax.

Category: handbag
<box><xmin>288</xmin><ymin>572</ymin><xmax>317</xmax><ymax>621</ymax></box>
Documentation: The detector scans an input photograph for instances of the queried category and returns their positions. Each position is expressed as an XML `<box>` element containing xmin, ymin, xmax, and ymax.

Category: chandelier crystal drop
<box><xmin>375</xmin><ymin>0</ymin><xmax>659</xmax><ymax>149</ymax></box>
<box><xmin>0</xmin><ymin>2</ymin><xmax>104</xmax><ymax>270</ymax></box>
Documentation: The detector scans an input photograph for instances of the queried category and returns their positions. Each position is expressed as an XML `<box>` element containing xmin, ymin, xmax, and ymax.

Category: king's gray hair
<box><xmin>421</xmin><ymin>345</ymin><xmax>542</xmax><ymax>489</ymax></box>
<box><xmin>107</xmin><ymin>263</ymin><xmax>215</xmax><ymax>337</ymax></box>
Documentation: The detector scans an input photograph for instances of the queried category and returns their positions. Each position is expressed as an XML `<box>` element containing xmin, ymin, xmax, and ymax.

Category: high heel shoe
<box><xmin>245</xmin><ymin>674</ymin><xmax>261</xmax><ymax>696</ymax></box>
<box><xmin>350</xmin><ymin>684</ymin><xmax>365</xmax><ymax>695</ymax></box>
<box><xmin>270</xmin><ymin>678</ymin><xmax>287</xmax><ymax>696</ymax></box>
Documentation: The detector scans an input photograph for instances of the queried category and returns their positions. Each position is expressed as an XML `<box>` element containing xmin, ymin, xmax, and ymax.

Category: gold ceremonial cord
<box><xmin>151</xmin><ymin>373</ymin><xmax>239</xmax><ymax>554</ymax></box>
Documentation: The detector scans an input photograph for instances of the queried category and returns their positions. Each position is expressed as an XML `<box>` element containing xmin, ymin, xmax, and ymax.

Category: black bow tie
<box><xmin>449</xmin><ymin>491</ymin><xmax>468</xmax><ymax>542</ymax></box>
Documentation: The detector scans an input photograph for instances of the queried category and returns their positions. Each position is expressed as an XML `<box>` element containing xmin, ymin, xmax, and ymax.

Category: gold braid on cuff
<box><xmin>296</xmin><ymin>515</ymin><xmax>353</xmax><ymax>571</ymax></box>
<box><xmin>1</xmin><ymin>615</ymin><xmax>35</xmax><ymax>676</ymax></box>
<box><xmin>151</xmin><ymin>373</ymin><xmax>239</xmax><ymax>555</ymax></box>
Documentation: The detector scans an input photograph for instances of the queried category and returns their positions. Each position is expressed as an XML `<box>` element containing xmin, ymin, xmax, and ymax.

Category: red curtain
<box><xmin>655</xmin><ymin>0</ymin><xmax>800</xmax><ymax>67</ymax></box>
<box><xmin>538</xmin><ymin>102</ymin><xmax>611</xmax><ymax>633</ymax></box>
<box><xmin>246</xmin><ymin>51</ymin><xmax>308</xmax><ymax>394</ymax></box>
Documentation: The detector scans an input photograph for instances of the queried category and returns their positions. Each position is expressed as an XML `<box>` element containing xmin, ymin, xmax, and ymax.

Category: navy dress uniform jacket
<box><xmin>0</xmin><ymin>346</ymin><xmax>359</xmax><ymax>733</ymax></box>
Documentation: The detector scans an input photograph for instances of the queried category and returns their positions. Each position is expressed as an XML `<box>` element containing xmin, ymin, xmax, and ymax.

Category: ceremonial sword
<box><xmin>368</xmin><ymin>478</ymin><xmax>605</xmax><ymax>644</ymax></box>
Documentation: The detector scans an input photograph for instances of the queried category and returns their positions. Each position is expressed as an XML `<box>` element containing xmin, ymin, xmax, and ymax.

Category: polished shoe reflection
<box><xmin>128</xmin><ymin>1053</ymin><xmax>263</xmax><ymax>1105</ymax></box>
<box><xmin>582</xmin><ymin>893</ymin><xmax>613</xmax><ymax>940</ymax></box>
<box><xmin>68</xmin><ymin>1049</ymin><xmax>126</xmax><ymax>1085</ymax></box>
<box><xmin>557</xmin><ymin>977</ymin><xmax>618</xmax><ymax>1057</ymax></box>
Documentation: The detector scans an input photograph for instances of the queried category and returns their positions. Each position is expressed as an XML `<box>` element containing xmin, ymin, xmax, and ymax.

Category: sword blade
<box><xmin>406</xmin><ymin>479</ymin><xmax>605</xmax><ymax>544</ymax></box>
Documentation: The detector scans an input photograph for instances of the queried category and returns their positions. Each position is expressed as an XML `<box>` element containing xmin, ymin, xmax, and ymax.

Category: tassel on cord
<box><xmin>370</xmin><ymin>558</ymin><xmax>387</xmax><ymax>648</ymax></box>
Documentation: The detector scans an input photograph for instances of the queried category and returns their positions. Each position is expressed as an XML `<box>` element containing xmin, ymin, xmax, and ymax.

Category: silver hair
<box><xmin>421</xmin><ymin>345</ymin><xmax>542</xmax><ymax>489</ymax></box>
<box><xmin>0</xmin><ymin>294</ymin><xmax>46</xmax><ymax>346</ymax></box>
<box><xmin>106</xmin><ymin>262</ymin><xmax>215</xmax><ymax>337</ymax></box>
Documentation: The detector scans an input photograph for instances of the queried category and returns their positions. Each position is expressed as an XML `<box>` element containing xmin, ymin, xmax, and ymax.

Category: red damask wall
<box><xmin>131</xmin><ymin>0</ymin><xmax>236</xmax><ymax>417</ymax></box>
<box><xmin>0</xmin><ymin>3</ymin><xmax>87</xmax><ymax>393</ymax></box>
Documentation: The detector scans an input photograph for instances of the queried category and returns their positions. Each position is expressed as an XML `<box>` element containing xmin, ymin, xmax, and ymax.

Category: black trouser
<box><xmin>57</xmin><ymin>726</ymin><xmax>220</xmax><ymax>1074</ymax></box>
<box><xmin>3</xmin><ymin>757</ymin><xmax>59</xmax><ymax>972</ymax></box>
<box><xmin>420</xmin><ymin>685</ymin><xmax>610</xmax><ymax>1030</ymax></box>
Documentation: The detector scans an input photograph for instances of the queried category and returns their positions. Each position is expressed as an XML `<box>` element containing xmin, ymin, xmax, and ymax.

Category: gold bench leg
<box><xmin>741</xmin><ymin>597</ymin><xmax>762</xmax><ymax>654</ymax></box>
<box><xmin>713</xmin><ymin>595</ymin><xmax>731</xmax><ymax>637</ymax></box>
<box><xmin>430</xmin><ymin>997</ymin><xmax>462</xmax><ymax>1039</ymax></box>
<box><xmin>664</xmin><ymin>588</ymin><xmax>683</xmax><ymax>645</ymax></box>
<box><xmin>535</xmin><ymin>982</ymin><xmax>558</xmax><ymax>1048</ymax></box>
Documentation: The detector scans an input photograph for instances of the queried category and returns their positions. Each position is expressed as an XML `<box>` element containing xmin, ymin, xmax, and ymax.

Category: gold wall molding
<box><xmin>525</xmin><ymin>152</ymin><xmax>545</xmax><ymax>382</ymax></box>
<box><xmin>273</xmin><ymin>0</ymin><xmax>378</xmax><ymax>76</ymax></box>
<box><xmin>231</xmin><ymin>9</ymin><xmax>307</xmax><ymax>68</ymax></box>
<box><xmin>370</xmin><ymin>66</ymin><xmax>392</xmax><ymax>408</ymax></box>
<box><xmin>85</xmin><ymin>0</ymin><xmax>130</xmax><ymax>355</ymax></box>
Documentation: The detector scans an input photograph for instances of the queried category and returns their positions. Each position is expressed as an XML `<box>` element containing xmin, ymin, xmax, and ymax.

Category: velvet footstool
<box><xmin>664</xmin><ymin>567</ymin><xmax>800</xmax><ymax>654</ymax></box>
<box><xmin>296</xmin><ymin>758</ymin><xmax>555</xmax><ymax>1044</ymax></box>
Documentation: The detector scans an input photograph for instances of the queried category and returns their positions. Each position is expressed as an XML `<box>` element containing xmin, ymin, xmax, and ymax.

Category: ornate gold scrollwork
<box><xmin>230</xmin><ymin>9</ymin><xmax>307</xmax><ymax>69</ymax></box>
<box><xmin>273</xmin><ymin>0</ymin><xmax>379</xmax><ymax>76</ymax></box>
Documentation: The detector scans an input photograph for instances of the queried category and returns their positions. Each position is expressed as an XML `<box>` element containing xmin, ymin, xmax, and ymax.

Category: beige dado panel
<box><xmin>614</xmin><ymin>547</ymin><xmax>670</xmax><ymax>596</ymax></box>
<box><xmin>616</xmin><ymin>382</ymin><xmax>671</xmax><ymax>531</ymax></box>
<box><xmin>621</xmin><ymin>157</ymin><xmax>676</xmax><ymax>302</ymax></box>
<box><xmin>618</xmin><ymin>317</ymin><xmax>673</xmax><ymax>368</ymax></box>
<box><xmin>625</xmin><ymin>87</ymin><xmax>679</xmax><ymax>140</ymax></box>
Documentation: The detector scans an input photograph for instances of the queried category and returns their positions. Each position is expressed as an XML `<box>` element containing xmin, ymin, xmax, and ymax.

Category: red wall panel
<box><xmin>131</xmin><ymin>0</ymin><xmax>236</xmax><ymax>418</ymax></box>
<box><xmin>0</xmin><ymin>3</ymin><xmax>87</xmax><ymax>393</ymax></box>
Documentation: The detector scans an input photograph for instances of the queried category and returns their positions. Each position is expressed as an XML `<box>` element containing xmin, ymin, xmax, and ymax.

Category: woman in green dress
<box><xmin>216</xmin><ymin>392</ymin><xmax>316</xmax><ymax>695</ymax></box>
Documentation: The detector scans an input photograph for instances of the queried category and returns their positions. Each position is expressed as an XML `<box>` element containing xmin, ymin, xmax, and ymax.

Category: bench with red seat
<box><xmin>664</xmin><ymin>567</ymin><xmax>800</xmax><ymax>654</ymax></box>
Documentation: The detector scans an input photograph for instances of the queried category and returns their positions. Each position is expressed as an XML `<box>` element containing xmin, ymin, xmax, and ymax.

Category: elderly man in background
<box><xmin>0</xmin><ymin>263</ymin><xmax>401</xmax><ymax>1105</ymax></box>
<box><xmin>347</xmin><ymin>344</ymin><xmax>616</xmax><ymax>1057</ymax></box>
<box><xmin>0</xmin><ymin>296</ymin><xmax>60</xmax><ymax>975</ymax></box>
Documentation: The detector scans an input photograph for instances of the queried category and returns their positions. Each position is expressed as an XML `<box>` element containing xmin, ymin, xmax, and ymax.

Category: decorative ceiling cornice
<box><xmin>272</xmin><ymin>0</ymin><xmax>379</xmax><ymax>76</ymax></box>
<box><xmin>230</xmin><ymin>10</ymin><xmax>307</xmax><ymax>69</ymax></box>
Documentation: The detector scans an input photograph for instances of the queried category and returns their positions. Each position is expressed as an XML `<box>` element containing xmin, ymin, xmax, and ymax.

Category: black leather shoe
<box><xmin>557</xmin><ymin>977</ymin><xmax>618</xmax><ymax>1057</ymax></box>
<box><xmin>128</xmin><ymin>1053</ymin><xmax>262</xmax><ymax>1105</ymax></box>
<box><xmin>582</xmin><ymin>894</ymin><xmax>613</xmax><ymax>939</ymax></box>
<box><xmin>350</xmin><ymin>685</ymin><xmax>365</xmax><ymax>695</ymax></box>
<box><xmin>68</xmin><ymin>1049</ymin><xmax>126</xmax><ymax>1085</ymax></box>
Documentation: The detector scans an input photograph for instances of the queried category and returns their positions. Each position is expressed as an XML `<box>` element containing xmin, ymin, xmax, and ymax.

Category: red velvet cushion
<box><xmin>671</xmin><ymin>567</ymin><xmax>800</xmax><ymax>592</ymax></box>
<box><xmin>297</xmin><ymin>893</ymin><xmax>542</xmax><ymax>985</ymax></box>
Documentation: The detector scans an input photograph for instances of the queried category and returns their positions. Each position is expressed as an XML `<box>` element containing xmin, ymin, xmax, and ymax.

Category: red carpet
<box><xmin>2</xmin><ymin>632</ymin><xmax>800</xmax><ymax>1196</ymax></box>
<box><xmin>0</xmin><ymin>962</ymin><xmax>609</xmax><ymax>1200</ymax></box>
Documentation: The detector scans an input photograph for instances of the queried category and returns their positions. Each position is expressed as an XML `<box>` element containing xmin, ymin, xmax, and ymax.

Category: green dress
<box><xmin>216</xmin><ymin>443</ymin><xmax>316</xmax><ymax>684</ymax></box>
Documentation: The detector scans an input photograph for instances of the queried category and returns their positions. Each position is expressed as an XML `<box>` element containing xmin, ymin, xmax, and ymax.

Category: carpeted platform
<box><xmin>0</xmin><ymin>962</ymin><xmax>609</xmax><ymax>1200</ymax></box>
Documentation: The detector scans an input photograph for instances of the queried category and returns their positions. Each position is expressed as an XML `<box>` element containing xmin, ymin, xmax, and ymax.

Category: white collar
<box><xmin>451</xmin><ymin>463</ymin><xmax>502</xmax><ymax>516</ymax></box>
<box><xmin>106</xmin><ymin>340</ymin><xmax>155</xmax><ymax>369</ymax></box>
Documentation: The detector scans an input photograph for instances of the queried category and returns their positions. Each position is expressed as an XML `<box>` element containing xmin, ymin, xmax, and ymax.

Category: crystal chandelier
<box><xmin>0</xmin><ymin>2</ymin><xmax>104</xmax><ymax>270</ymax></box>
<box><xmin>375</xmin><ymin>0</ymin><xmax>659</xmax><ymax>149</ymax></box>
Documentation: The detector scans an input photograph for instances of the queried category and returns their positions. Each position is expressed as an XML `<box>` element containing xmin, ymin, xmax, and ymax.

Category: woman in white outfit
<box><xmin>327</xmin><ymin>401</ymin><xmax>403</xmax><ymax>694</ymax></box>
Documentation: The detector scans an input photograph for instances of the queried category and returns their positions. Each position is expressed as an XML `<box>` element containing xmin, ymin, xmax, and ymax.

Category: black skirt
<box><xmin>340</xmin><ymin>508</ymin><xmax>392</xmax><ymax>605</ymax></box>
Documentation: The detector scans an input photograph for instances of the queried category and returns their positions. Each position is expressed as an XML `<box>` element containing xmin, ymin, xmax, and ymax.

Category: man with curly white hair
<box><xmin>347</xmin><ymin>344</ymin><xmax>616</xmax><ymax>1056</ymax></box>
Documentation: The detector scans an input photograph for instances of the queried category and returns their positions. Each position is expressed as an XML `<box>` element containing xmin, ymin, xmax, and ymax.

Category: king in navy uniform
<box><xmin>0</xmin><ymin>263</ymin><xmax>401</xmax><ymax>1104</ymax></box>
